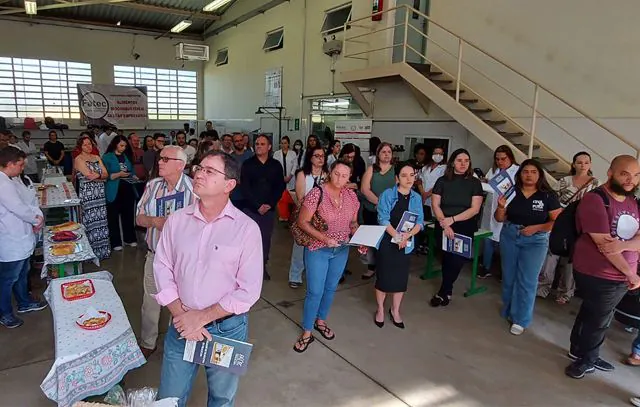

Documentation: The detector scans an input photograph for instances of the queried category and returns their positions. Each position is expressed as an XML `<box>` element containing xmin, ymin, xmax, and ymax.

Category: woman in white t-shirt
<box><xmin>273</xmin><ymin>136</ymin><xmax>299</xmax><ymax>222</ymax></box>
<box><xmin>478</xmin><ymin>145</ymin><xmax>519</xmax><ymax>279</ymax></box>
<box><xmin>418</xmin><ymin>147</ymin><xmax>447</xmax><ymax>220</ymax></box>
<box><xmin>326</xmin><ymin>140</ymin><xmax>341</xmax><ymax>168</ymax></box>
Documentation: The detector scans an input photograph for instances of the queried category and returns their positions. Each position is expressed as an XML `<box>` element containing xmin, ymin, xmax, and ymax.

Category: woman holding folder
<box><xmin>374</xmin><ymin>162</ymin><xmax>424</xmax><ymax>328</ymax></box>
<box><xmin>430</xmin><ymin>149</ymin><xmax>484</xmax><ymax>307</ymax></box>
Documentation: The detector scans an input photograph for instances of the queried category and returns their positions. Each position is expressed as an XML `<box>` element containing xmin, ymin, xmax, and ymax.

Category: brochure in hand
<box><xmin>391</xmin><ymin>211</ymin><xmax>418</xmax><ymax>247</ymax></box>
<box><xmin>156</xmin><ymin>192</ymin><xmax>185</xmax><ymax>217</ymax></box>
<box><xmin>488</xmin><ymin>169</ymin><xmax>516</xmax><ymax>205</ymax></box>
<box><xmin>183</xmin><ymin>333</ymin><xmax>253</xmax><ymax>376</ymax></box>
<box><xmin>349</xmin><ymin>225</ymin><xmax>386</xmax><ymax>249</ymax></box>
<box><xmin>442</xmin><ymin>233</ymin><xmax>473</xmax><ymax>258</ymax></box>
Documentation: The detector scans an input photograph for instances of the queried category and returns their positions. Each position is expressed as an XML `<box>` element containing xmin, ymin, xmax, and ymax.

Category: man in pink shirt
<box><xmin>153</xmin><ymin>150</ymin><xmax>263</xmax><ymax>406</ymax></box>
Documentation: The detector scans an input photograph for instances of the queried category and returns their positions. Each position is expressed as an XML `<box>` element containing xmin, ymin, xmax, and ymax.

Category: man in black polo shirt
<box><xmin>240</xmin><ymin>134</ymin><xmax>285</xmax><ymax>280</ymax></box>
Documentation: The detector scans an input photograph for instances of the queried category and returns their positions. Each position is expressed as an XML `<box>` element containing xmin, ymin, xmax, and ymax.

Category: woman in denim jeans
<box><xmin>495</xmin><ymin>159</ymin><xmax>562</xmax><ymax>335</ymax></box>
<box><xmin>293</xmin><ymin>160</ymin><xmax>361</xmax><ymax>353</ymax></box>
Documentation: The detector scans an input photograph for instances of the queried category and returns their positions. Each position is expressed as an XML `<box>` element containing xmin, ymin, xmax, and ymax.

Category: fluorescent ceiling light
<box><xmin>170</xmin><ymin>20</ymin><xmax>192</xmax><ymax>33</ymax></box>
<box><xmin>202</xmin><ymin>0</ymin><xmax>233</xmax><ymax>12</ymax></box>
<box><xmin>24</xmin><ymin>0</ymin><xmax>37</xmax><ymax>15</ymax></box>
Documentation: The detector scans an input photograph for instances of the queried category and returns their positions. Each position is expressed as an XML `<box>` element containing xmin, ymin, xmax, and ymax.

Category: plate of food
<box><xmin>49</xmin><ymin>242</ymin><xmax>79</xmax><ymax>256</ymax></box>
<box><xmin>61</xmin><ymin>279</ymin><xmax>95</xmax><ymax>301</ymax></box>
<box><xmin>49</xmin><ymin>231</ymin><xmax>82</xmax><ymax>243</ymax></box>
<box><xmin>49</xmin><ymin>221</ymin><xmax>81</xmax><ymax>233</ymax></box>
<box><xmin>36</xmin><ymin>184</ymin><xmax>56</xmax><ymax>191</ymax></box>
<box><xmin>76</xmin><ymin>309</ymin><xmax>111</xmax><ymax>330</ymax></box>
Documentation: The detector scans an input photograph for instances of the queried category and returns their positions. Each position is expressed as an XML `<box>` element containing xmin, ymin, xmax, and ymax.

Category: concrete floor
<box><xmin>1</xmin><ymin>225</ymin><xmax>640</xmax><ymax>406</ymax></box>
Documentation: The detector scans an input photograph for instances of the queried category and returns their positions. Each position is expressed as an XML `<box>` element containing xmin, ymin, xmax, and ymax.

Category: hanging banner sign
<box><xmin>77</xmin><ymin>84</ymin><xmax>148</xmax><ymax>128</ymax></box>
<box><xmin>335</xmin><ymin>119</ymin><xmax>373</xmax><ymax>155</ymax></box>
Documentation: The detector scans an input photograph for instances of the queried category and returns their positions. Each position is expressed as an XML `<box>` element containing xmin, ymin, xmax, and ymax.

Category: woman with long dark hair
<box><xmin>102</xmin><ymin>136</ymin><xmax>136</xmax><ymax>251</ymax></box>
<box><xmin>326</xmin><ymin>139</ymin><xmax>341</xmax><ymax>167</ymax></box>
<box><xmin>479</xmin><ymin>145</ymin><xmax>519</xmax><ymax>279</ymax></box>
<box><xmin>368</xmin><ymin>136</ymin><xmax>382</xmax><ymax>167</ymax></box>
<box><xmin>142</xmin><ymin>135</ymin><xmax>155</xmax><ymax>151</ymax></box>
<box><xmin>293</xmin><ymin>139</ymin><xmax>304</xmax><ymax>169</ymax></box>
<box><xmin>360</xmin><ymin>142</ymin><xmax>396</xmax><ymax>279</ymax></box>
<box><xmin>430</xmin><ymin>148</ymin><xmax>484</xmax><ymax>307</ymax></box>
<box><xmin>288</xmin><ymin>146</ymin><xmax>329</xmax><ymax>288</ymax></box>
<box><xmin>537</xmin><ymin>151</ymin><xmax>598</xmax><ymax>304</ymax></box>
<box><xmin>495</xmin><ymin>159</ymin><xmax>561</xmax><ymax>335</ymax></box>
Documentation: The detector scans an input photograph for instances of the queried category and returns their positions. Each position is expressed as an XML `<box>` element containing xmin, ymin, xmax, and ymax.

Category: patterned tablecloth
<box><xmin>41</xmin><ymin>271</ymin><xmax>146</xmax><ymax>407</ymax></box>
<box><xmin>41</xmin><ymin>225</ymin><xmax>100</xmax><ymax>278</ymax></box>
<box><xmin>37</xmin><ymin>181</ymin><xmax>81</xmax><ymax>209</ymax></box>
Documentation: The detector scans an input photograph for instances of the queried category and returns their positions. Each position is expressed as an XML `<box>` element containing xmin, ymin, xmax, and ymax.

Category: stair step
<box><xmin>499</xmin><ymin>131</ymin><xmax>524</xmax><ymax>138</ymax></box>
<box><xmin>513</xmin><ymin>142</ymin><xmax>540</xmax><ymax>151</ymax></box>
<box><xmin>432</xmin><ymin>79</ymin><xmax>453</xmax><ymax>85</ymax></box>
<box><xmin>469</xmin><ymin>108</ymin><xmax>492</xmax><ymax>114</ymax></box>
<box><xmin>484</xmin><ymin>119</ymin><xmax>507</xmax><ymax>126</ymax></box>
<box><xmin>427</xmin><ymin>71</ymin><xmax>443</xmax><ymax>78</ymax></box>
<box><xmin>534</xmin><ymin>157</ymin><xmax>560</xmax><ymax>165</ymax></box>
<box><xmin>443</xmin><ymin>89</ymin><xmax>466</xmax><ymax>95</ymax></box>
<box><xmin>407</xmin><ymin>62</ymin><xmax>432</xmax><ymax>75</ymax></box>
<box><xmin>460</xmin><ymin>98</ymin><xmax>478</xmax><ymax>104</ymax></box>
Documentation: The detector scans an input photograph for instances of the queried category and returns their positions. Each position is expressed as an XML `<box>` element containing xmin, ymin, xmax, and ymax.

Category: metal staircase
<box><xmin>339</xmin><ymin>5</ymin><xmax>640</xmax><ymax>182</ymax></box>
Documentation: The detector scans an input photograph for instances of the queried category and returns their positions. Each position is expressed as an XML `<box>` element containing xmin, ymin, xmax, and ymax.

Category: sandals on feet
<box><xmin>556</xmin><ymin>296</ymin><xmax>570</xmax><ymax>305</ymax></box>
<box><xmin>293</xmin><ymin>335</ymin><xmax>315</xmax><ymax>353</ymax></box>
<box><xmin>314</xmin><ymin>322</ymin><xmax>336</xmax><ymax>340</ymax></box>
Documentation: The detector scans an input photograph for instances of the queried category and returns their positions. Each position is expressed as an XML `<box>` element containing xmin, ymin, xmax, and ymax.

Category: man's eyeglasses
<box><xmin>192</xmin><ymin>164</ymin><xmax>230</xmax><ymax>178</ymax></box>
<box><xmin>159</xmin><ymin>156</ymin><xmax>184</xmax><ymax>164</ymax></box>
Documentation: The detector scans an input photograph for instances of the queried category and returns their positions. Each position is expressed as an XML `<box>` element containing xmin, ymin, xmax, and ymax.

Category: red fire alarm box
<box><xmin>372</xmin><ymin>0</ymin><xmax>383</xmax><ymax>21</ymax></box>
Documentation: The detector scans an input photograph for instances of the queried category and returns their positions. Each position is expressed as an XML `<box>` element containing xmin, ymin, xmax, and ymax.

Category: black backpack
<box><xmin>549</xmin><ymin>188</ymin><xmax>609</xmax><ymax>257</ymax></box>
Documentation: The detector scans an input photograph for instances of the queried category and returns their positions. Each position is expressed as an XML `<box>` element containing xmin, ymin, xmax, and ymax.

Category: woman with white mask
<box><xmin>478</xmin><ymin>145</ymin><xmax>519</xmax><ymax>279</ymax></box>
<box><xmin>418</xmin><ymin>147</ymin><xmax>447</xmax><ymax>221</ymax></box>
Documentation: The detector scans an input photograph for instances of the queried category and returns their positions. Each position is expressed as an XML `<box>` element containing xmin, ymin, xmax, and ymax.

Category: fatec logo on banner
<box><xmin>80</xmin><ymin>91</ymin><xmax>109</xmax><ymax>120</ymax></box>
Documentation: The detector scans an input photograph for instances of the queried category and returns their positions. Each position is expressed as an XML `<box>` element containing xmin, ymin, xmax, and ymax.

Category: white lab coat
<box><xmin>482</xmin><ymin>164</ymin><xmax>519</xmax><ymax>242</ymax></box>
<box><xmin>16</xmin><ymin>140</ymin><xmax>38</xmax><ymax>175</ymax></box>
<box><xmin>0</xmin><ymin>172</ymin><xmax>42</xmax><ymax>262</ymax></box>
<box><xmin>273</xmin><ymin>149</ymin><xmax>298</xmax><ymax>190</ymax></box>
<box><xmin>420</xmin><ymin>163</ymin><xmax>446</xmax><ymax>208</ymax></box>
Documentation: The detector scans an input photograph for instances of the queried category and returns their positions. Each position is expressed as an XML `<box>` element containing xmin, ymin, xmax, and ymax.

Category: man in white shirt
<box><xmin>175</xmin><ymin>130</ymin><xmax>196</xmax><ymax>165</ymax></box>
<box><xmin>16</xmin><ymin>131</ymin><xmax>39</xmax><ymax>182</ymax></box>
<box><xmin>0</xmin><ymin>147</ymin><xmax>47</xmax><ymax>329</ymax></box>
<box><xmin>98</xmin><ymin>126</ymin><xmax>117</xmax><ymax>155</ymax></box>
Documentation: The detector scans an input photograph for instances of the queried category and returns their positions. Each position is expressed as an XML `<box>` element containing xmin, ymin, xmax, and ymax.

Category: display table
<box><xmin>40</xmin><ymin>224</ymin><xmax>99</xmax><ymax>279</ymax></box>
<box><xmin>37</xmin><ymin>180</ymin><xmax>81</xmax><ymax>222</ymax></box>
<box><xmin>41</xmin><ymin>271</ymin><xmax>145</xmax><ymax>407</ymax></box>
<box><xmin>420</xmin><ymin>220</ymin><xmax>493</xmax><ymax>297</ymax></box>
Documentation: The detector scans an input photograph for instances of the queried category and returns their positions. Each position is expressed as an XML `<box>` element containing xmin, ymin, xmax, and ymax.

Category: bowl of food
<box><xmin>76</xmin><ymin>310</ymin><xmax>111</xmax><ymax>330</ymax></box>
<box><xmin>61</xmin><ymin>279</ymin><xmax>95</xmax><ymax>301</ymax></box>
<box><xmin>50</xmin><ymin>231</ymin><xmax>81</xmax><ymax>243</ymax></box>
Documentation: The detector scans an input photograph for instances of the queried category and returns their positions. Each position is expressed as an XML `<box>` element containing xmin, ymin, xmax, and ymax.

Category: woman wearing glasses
<box><xmin>288</xmin><ymin>146</ymin><xmax>329</xmax><ymax>288</ymax></box>
<box><xmin>293</xmin><ymin>160</ymin><xmax>361</xmax><ymax>353</ymax></box>
<box><xmin>103</xmin><ymin>136</ymin><xmax>137</xmax><ymax>251</ymax></box>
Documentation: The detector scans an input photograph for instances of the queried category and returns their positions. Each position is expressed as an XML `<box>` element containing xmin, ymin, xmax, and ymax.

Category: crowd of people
<box><xmin>1</xmin><ymin>123</ymin><xmax>640</xmax><ymax>406</ymax></box>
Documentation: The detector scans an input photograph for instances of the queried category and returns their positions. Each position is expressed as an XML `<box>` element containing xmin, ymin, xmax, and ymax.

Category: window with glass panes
<box><xmin>113</xmin><ymin>65</ymin><xmax>197</xmax><ymax>120</ymax></box>
<box><xmin>0</xmin><ymin>57</ymin><xmax>92</xmax><ymax>119</ymax></box>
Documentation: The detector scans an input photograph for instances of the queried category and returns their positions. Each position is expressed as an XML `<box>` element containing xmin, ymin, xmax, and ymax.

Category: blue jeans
<box><xmin>482</xmin><ymin>239</ymin><xmax>499</xmax><ymax>269</ymax></box>
<box><xmin>302</xmin><ymin>246</ymin><xmax>349</xmax><ymax>331</ymax></box>
<box><xmin>633</xmin><ymin>331</ymin><xmax>640</xmax><ymax>355</ymax></box>
<box><xmin>158</xmin><ymin>314</ymin><xmax>249</xmax><ymax>407</ymax></box>
<box><xmin>288</xmin><ymin>243</ymin><xmax>305</xmax><ymax>283</ymax></box>
<box><xmin>0</xmin><ymin>258</ymin><xmax>32</xmax><ymax>317</ymax></box>
<box><xmin>499</xmin><ymin>223</ymin><xmax>549</xmax><ymax>328</ymax></box>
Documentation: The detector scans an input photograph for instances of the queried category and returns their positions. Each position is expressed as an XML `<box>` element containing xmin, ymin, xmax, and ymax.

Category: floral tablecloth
<box><xmin>41</xmin><ymin>271</ymin><xmax>146</xmax><ymax>407</ymax></box>
<box><xmin>41</xmin><ymin>225</ymin><xmax>100</xmax><ymax>278</ymax></box>
<box><xmin>37</xmin><ymin>181</ymin><xmax>81</xmax><ymax>209</ymax></box>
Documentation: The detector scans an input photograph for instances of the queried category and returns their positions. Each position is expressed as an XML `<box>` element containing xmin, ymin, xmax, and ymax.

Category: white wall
<box><xmin>0</xmin><ymin>20</ymin><xmax>205</xmax><ymax>146</ymax></box>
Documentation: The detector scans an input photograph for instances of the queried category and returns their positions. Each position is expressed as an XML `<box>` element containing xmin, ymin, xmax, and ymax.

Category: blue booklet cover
<box><xmin>442</xmin><ymin>233</ymin><xmax>473</xmax><ymax>258</ymax></box>
<box><xmin>156</xmin><ymin>191</ymin><xmax>185</xmax><ymax>217</ymax></box>
<box><xmin>183</xmin><ymin>334</ymin><xmax>253</xmax><ymax>376</ymax></box>
<box><xmin>488</xmin><ymin>169</ymin><xmax>516</xmax><ymax>204</ymax></box>
<box><xmin>392</xmin><ymin>211</ymin><xmax>419</xmax><ymax>247</ymax></box>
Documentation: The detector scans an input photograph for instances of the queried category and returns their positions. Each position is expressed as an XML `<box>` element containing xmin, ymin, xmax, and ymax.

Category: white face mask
<box><xmin>432</xmin><ymin>154</ymin><xmax>443</xmax><ymax>163</ymax></box>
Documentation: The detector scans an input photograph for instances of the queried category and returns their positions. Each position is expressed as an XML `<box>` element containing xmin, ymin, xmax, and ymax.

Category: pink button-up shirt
<box><xmin>153</xmin><ymin>200</ymin><xmax>264</xmax><ymax>314</ymax></box>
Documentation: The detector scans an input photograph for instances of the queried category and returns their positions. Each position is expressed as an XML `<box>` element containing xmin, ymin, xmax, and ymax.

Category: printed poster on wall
<box><xmin>264</xmin><ymin>67</ymin><xmax>282</xmax><ymax>108</ymax></box>
<box><xmin>335</xmin><ymin>119</ymin><xmax>373</xmax><ymax>155</ymax></box>
<box><xmin>77</xmin><ymin>84</ymin><xmax>148</xmax><ymax>128</ymax></box>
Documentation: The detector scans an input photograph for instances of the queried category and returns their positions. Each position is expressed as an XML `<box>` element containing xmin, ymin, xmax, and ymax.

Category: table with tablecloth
<box><xmin>37</xmin><ymin>180</ymin><xmax>81</xmax><ymax>222</ymax></box>
<box><xmin>41</xmin><ymin>271</ymin><xmax>145</xmax><ymax>407</ymax></box>
<box><xmin>41</xmin><ymin>224</ymin><xmax>99</xmax><ymax>278</ymax></box>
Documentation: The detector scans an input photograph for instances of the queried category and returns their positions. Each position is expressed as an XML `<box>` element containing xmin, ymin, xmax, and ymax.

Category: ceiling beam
<box><xmin>0</xmin><ymin>0</ymin><xmax>134</xmax><ymax>15</ymax></box>
<box><xmin>0</xmin><ymin>14</ymin><xmax>204</xmax><ymax>40</ymax></box>
<box><xmin>111</xmin><ymin>2</ymin><xmax>220</xmax><ymax>21</ymax></box>
<box><xmin>204</xmin><ymin>0</ymin><xmax>288</xmax><ymax>37</ymax></box>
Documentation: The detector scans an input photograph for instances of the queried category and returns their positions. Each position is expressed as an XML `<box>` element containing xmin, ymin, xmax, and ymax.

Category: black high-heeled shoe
<box><xmin>374</xmin><ymin>312</ymin><xmax>384</xmax><ymax>328</ymax></box>
<box><xmin>388</xmin><ymin>309</ymin><xmax>405</xmax><ymax>329</ymax></box>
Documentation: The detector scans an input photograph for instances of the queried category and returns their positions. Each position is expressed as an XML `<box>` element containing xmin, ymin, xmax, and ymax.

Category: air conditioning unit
<box><xmin>176</xmin><ymin>43</ymin><xmax>210</xmax><ymax>61</ymax></box>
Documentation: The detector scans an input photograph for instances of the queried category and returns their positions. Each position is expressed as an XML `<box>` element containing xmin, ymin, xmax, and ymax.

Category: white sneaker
<box><xmin>113</xmin><ymin>246</ymin><xmax>123</xmax><ymax>251</ymax></box>
<box><xmin>510</xmin><ymin>324</ymin><xmax>525</xmax><ymax>336</ymax></box>
<box><xmin>126</xmin><ymin>242</ymin><xmax>138</xmax><ymax>247</ymax></box>
<box><xmin>630</xmin><ymin>397</ymin><xmax>640</xmax><ymax>407</ymax></box>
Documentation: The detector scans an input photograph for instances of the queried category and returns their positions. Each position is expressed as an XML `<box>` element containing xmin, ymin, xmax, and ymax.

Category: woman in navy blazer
<box><xmin>374</xmin><ymin>162</ymin><xmax>424</xmax><ymax>329</ymax></box>
<box><xmin>102</xmin><ymin>135</ymin><xmax>137</xmax><ymax>251</ymax></box>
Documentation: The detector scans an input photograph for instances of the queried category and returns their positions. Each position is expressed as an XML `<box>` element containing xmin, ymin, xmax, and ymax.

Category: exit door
<box><xmin>392</xmin><ymin>0</ymin><xmax>430</xmax><ymax>64</ymax></box>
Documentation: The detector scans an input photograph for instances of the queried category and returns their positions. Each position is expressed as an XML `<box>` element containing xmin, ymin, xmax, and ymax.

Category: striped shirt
<box><xmin>136</xmin><ymin>174</ymin><xmax>196</xmax><ymax>252</ymax></box>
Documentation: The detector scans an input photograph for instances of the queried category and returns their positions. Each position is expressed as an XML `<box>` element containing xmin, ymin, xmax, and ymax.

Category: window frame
<box><xmin>0</xmin><ymin>57</ymin><xmax>92</xmax><ymax>120</ymax></box>
<box><xmin>263</xmin><ymin>27</ymin><xmax>284</xmax><ymax>52</ymax></box>
<box><xmin>215</xmin><ymin>48</ymin><xmax>229</xmax><ymax>66</ymax></box>
<box><xmin>113</xmin><ymin>65</ymin><xmax>198</xmax><ymax>121</ymax></box>
<box><xmin>321</xmin><ymin>3</ymin><xmax>352</xmax><ymax>35</ymax></box>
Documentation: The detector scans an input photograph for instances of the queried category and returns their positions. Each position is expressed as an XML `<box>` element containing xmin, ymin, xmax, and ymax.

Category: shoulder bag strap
<box><xmin>565</xmin><ymin>177</ymin><xmax>595</xmax><ymax>204</ymax></box>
